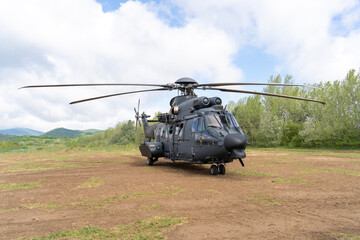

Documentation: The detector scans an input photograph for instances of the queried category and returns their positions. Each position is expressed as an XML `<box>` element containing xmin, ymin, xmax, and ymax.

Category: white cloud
<box><xmin>0</xmin><ymin>0</ymin><xmax>241</xmax><ymax>131</ymax></box>
<box><xmin>172</xmin><ymin>0</ymin><xmax>360</xmax><ymax>83</ymax></box>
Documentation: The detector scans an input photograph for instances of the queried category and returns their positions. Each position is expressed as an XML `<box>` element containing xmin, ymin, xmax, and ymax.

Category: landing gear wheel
<box><xmin>146</xmin><ymin>157</ymin><xmax>153</xmax><ymax>166</ymax></box>
<box><xmin>210</xmin><ymin>165</ymin><xmax>218</xmax><ymax>175</ymax></box>
<box><xmin>218</xmin><ymin>164</ymin><xmax>226</xmax><ymax>175</ymax></box>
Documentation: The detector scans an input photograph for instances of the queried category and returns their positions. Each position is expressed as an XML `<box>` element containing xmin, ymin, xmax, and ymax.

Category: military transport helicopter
<box><xmin>21</xmin><ymin>77</ymin><xmax>325</xmax><ymax>175</ymax></box>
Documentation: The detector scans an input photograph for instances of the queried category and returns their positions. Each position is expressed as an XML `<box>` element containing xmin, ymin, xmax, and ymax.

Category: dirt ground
<box><xmin>0</xmin><ymin>148</ymin><xmax>360</xmax><ymax>239</ymax></box>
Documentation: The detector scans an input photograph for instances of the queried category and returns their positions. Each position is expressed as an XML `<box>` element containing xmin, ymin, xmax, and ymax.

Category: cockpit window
<box><xmin>204</xmin><ymin>114</ymin><xmax>223</xmax><ymax>129</ymax></box>
<box><xmin>229</xmin><ymin>114</ymin><xmax>239</xmax><ymax>128</ymax></box>
<box><xmin>225</xmin><ymin>114</ymin><xmax>234</xmax><ymax>128</ymax></box>
<box><xmin>226</xmin><ymin>113</ymin><xmax>244</xmax><ymax>134</ymax></box>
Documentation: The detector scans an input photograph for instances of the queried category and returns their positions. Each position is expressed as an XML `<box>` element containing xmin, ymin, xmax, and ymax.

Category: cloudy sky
<box><xmin>1</xmin><ymin>0</ymin><xmax>360</xmax><ymax>132</ymax></box>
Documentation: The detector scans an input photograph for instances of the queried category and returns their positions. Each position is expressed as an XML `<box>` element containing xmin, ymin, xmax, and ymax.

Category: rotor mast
<box><xmin>175</xmin><ymin>77</ymin><xmax>198</xmax><ymax>96</ymax></box>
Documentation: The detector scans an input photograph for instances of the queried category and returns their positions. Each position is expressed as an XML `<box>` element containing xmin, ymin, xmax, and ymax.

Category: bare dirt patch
<box><xmin>0</xmin><ymin>149</ymin><xmax>359</xmax><ymax>239</ymax></box>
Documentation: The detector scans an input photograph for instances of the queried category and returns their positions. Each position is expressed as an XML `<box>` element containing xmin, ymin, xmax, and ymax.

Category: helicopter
<box><xmin>21</xmin><ymin>77</ymin><xmax>325</xmax><ymax>175</ymax></box>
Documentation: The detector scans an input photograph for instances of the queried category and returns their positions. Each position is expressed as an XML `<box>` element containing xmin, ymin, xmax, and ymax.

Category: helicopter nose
<box><xmin>224</xmin><ymin>133</ymin><xmax>248</xmax><ymax>151</ymax></box>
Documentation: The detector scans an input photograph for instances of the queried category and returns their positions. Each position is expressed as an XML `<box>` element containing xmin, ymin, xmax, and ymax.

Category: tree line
<box><xmin>230</xmin><ymin>69</ymin><xmax>359</xmax><ymax>148</ymax></box>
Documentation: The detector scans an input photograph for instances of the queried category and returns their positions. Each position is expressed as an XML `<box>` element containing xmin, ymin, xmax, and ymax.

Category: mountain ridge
<box><xmin>0</xmin><ymin>127</ymin><xmax>102</xmax><ymax>138</ymax></box>
<box><xmin>0</xmin><ymin>128</ymin><xmax>43</xmax><ymax>136</ymax></box>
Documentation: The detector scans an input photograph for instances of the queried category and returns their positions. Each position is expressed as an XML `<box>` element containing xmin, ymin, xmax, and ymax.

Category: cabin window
<box><xmin>191</xmin><ymin>118</ymin><xmax>198</xmax><ymax>132</ymax></box>
<box><xmin>196</xmin><ymin>117</ymin><xmax>204</xmax><ymax>131</ymax></box>
<box><xmin>165</xmin><ymin>126</ymin><xmax>169</xmax><ymax>140</ymax></box>
<box><xmin>161</xmin><ymin>126</ymin><xmax>166</xmax><ymax>138</ymax></box>
<box><xmin>204</xmin><ymin>114</ymin><xmax>223</xmax><ymax>129</ymax></box>
<box><xmin>202</xmin><ymin>130</ymin><xmax>218</xmax><ymax>146</ymax></box>
<box><xmin>160</xmin><ymin>126</ymin><xmax>169</xmax><ymax>140</ymax></box>
<box><xmin>178</xmin><ymin>122</ymin><xmax>184</xmax><ymax>139</ymax></box>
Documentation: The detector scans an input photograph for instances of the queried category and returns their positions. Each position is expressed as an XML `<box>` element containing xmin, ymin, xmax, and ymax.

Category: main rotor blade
<box><xmin>20</xmin><ymin>83</ymin><xmax>169</xmax><ymax>89</ymax></box>
<box><xmin>69</xmin><ymin>88</ymin><xmax>168</xmax><ymax>104</ymax></box>
<box><xmin>198</xmin><ymin>82</ymin><xmax>323</xmax><ymax>90</ymax></box>
<box><xmin>206</xmin><ymin>87</ymin><xmax>325</xmax><ymax>104</ymax></box>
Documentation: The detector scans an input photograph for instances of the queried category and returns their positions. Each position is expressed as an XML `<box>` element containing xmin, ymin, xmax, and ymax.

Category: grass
<box><xmin>24</xmin><ymin>186</ymin><xmax>182</xmax><ymax>211</ymax></box>
<box><xmin>270</xmin><ymin>177</ymin><xmax>311</xmax><ymax>185</ymax></box>
<box><xmin>332</xmin><ymin>232</ymin><xmax>360</xmax><ymax>240</ymax></box>
<box><xmin>25</xmin><ymin>215</ymin><xmax>187</xmax><ymax>240</ymax></box>
<box><xmin>0</xmin><ymin>207</ymin><xmax>20</xmax><ymax>214</ymax></box>
<box><xmin>249</xmin><ymin>148</ymin><xmax>360</xmax><ymax>159</ymax></box>
<box><xmin>205</xmin><ymin>189</ymin><xmax>221</xmax><ymax>194</ymax></box>
<box><xmin>228</xmin><ymin>167</ymin><xmax>274</xmax><ymax>177</ymax></box>
<box><xmin>265</xmin><ymin>157</ymin><xmax>312</xmax><ymax>167</ymax></box>
<box><xmin>299</xmin><ymin>168</ymin><xmax>360</xmax><ymax>177</ymax></box>
<box><xmin>0</xmin><ymin>150</ymin><xmax>133</xmax><ymax>173</ymax></box>
<box><xmin>138</xmin><ymin>203</ymin><xmax>163</xmax><ymax>211</ymax></box>
<box><xmin>246</xmin><ymin>194</ymin><xmax>270</xmax><ymax>199</ymax></box>
<box><xmin>78</xmin><ymin>177</ymin><xmax>104</xmax><ymax>188</ymax></box>
<box><xmin>0</xmin><ymin>181</ymin><xmax>43</xmax><ymax>190</ymax></box>
<box><xmin>246</xmin><ymin>194</ymin><xmax>282</xmax><ymax>206</ymax></box>
<box><xmin>259</xmin><ymin>199</ymin><xmax>281</xmax><ymax>206</ymax></box>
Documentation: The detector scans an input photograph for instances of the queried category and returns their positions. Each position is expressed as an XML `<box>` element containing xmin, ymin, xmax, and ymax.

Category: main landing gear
<box><xmin>210</xmin><ymin>164</ymin><xmax>226</xmax><ymax>175</ymax></box>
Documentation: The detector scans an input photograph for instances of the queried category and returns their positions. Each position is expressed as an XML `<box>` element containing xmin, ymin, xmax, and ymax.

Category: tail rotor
<box><xmin>134</xmin><ymin>99</ymin><xmax>141</xmax><ymax>129</ymax></box>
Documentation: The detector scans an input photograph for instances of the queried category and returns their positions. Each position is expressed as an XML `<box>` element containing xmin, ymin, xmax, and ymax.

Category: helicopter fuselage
<box><xmin>139</xmin><ymin>95</ymin><xmax>248</xmax><ymax>169</ymax></box>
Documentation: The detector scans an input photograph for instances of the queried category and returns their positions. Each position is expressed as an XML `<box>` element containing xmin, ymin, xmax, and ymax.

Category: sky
<box><xmin>1</xmin><ymin>0</ymin><xmax>360</xmax><ymax>132</ymax></box>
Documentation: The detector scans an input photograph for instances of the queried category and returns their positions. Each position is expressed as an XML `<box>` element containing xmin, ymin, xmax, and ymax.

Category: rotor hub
<box><xmin>175</xmin><ymin>77</ymin><xmax>198</xmax><ymax>85</ymax></box>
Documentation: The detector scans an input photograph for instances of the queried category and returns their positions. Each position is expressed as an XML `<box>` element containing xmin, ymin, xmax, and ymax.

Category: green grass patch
<box><xmin>332</xmin><ymin>232</ymin><xmax>360</xmax><ymax>240</ymax></box>
<box><xmin>299</xmin><ymin>168</ymin><xmax>360</xmax><ymax>177</ymax></box>
<box><xmin>25</xmin><ymin>215</ymin><xmax>186</xmax><ymax>240</ymax></box>
<box><xmin>0</xmin><ymin>162</ymin><xmax>80</xmax><ymax>173</ymax></box>
<box><xmin>267</xmin><ymin>157</ymin><xmax>292</xmax><ymax>164</ymax></box>
<box><xmin>270</xmin><ymin>177</ymin><xmax>311</xmax><ymax>184</ymax></box>
<box><xmin>0</xmin><ymin>181</ymin><xmax>43</xmax><ymax>190</ymax></box>
<box><xmin>0</xmin><ymin>207</ymin><xmax>20</xmax><ymax>214</ymax></box>
<box><xmin>246</xmin><ymin>194</ymin><xmax>270</xmax><ymax>199</ymax></box>
<box><xmin>249</xmin><ymin>148</ymin><xmax>360</xmax><ymax>158</ymax></box>
<box><xmin>228</xmin><ymin>167</ymin><xmax>274</xmax><ymax>177</ymax></box>
<box><xmin>25</xmin><ymin>186</ymin><xmax>182</xmax><ymax>211</ymax></box>
<box><xmin>78</xmin><ymin>177</ymin><xmax>104</xmax><ymax>188</ymax></box>
<box><xmin>266</xmin><ymin>157</ymin><xmax>312</xmax><ymax>167</ymax></box>
<box><xmin>246</xmin><ymin>194</ymin><xmax>281</xmax><ymax>206</ymax></box>
<box><xmin>259</xmin><ymin>199</ymin><xmax>281</xmax><ymax>206</ymax></box>
<box><xmin>0</xmin><ymin>150</ymin><xmax>133</xmax><ymax>173</ymax></box>
<box><xmin>138</xmin><ymin>203</ymin><xmax>163</xmax><ymax>211</ymax></box>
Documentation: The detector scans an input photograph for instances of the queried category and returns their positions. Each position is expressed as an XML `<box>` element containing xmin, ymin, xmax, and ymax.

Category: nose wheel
<box><xmin>210</xmin><ymin>164</ymin><xmax>226</xmax><ymax>175</ymax></box>
<box><xmin>146</xmin><ymin>157</ymin><xmax>158</xmax><ymax>166</ymax></box>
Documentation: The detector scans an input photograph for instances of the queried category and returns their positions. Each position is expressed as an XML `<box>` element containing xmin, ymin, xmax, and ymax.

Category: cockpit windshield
<box><xmin>204</xmin><ymin>114</ymin><xmax>223</xmax><ymax>129</ymax></box>
<box><xmin>219</xmin><ymin>113</ymin><xmax>244</xmax><ymax>133</ymax></box>
<box><xmin>228</xmin><ymin>113</ymin><xmax>239</xmax><ymax>128</ymax></box>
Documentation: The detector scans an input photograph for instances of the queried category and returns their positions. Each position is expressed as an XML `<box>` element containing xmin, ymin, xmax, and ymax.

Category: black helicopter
<box><xmin>21</xmin><ymin>77</ymin><xmax>324</xmax><ymax>175</ymax></box>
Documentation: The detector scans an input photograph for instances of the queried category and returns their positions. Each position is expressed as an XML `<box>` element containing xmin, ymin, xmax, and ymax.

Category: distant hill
<box><xmin>42</xmin><ymin>128</ymin><xmax>102</xmax><ymax>138</ymax></box>
<box><xmin>0</xmin><ymin>128</ymin><xmax>44</xmax><ymax>136</ymax></box>
<box><xmin>81</xmin><ymin>129</ymin><xmax>103</xmax><ymax>135</ymax></box>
